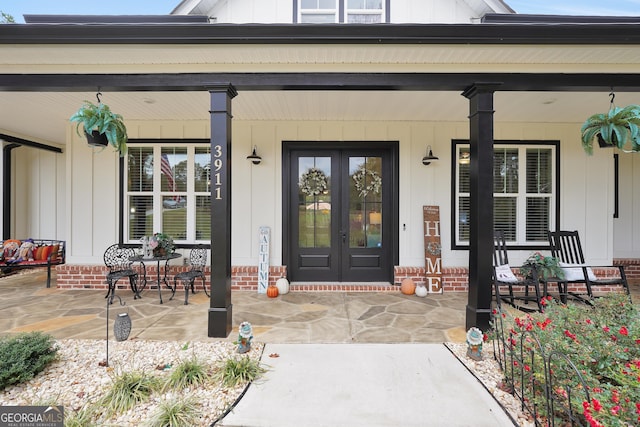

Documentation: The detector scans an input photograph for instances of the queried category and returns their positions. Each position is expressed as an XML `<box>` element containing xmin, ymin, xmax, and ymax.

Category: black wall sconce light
<box><xmin>247</xmin><ymin>145</ymin><xmax>262</xmax><ymax>165</ymax></box>
<box><xmin>422</xmin><ymin>145</ymin><xmax>439</xmax><ymax>166</ymax></box>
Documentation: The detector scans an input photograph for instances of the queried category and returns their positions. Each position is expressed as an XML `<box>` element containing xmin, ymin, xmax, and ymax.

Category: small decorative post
<box><xmin>105</xmin><ymin>295</ymin><xmax>129</xmax><ymax>367</ymax></box>
<box><xmin>466</xmin><ymin>327</ymin><xmax>484</xmax><ymax>361</ymax></box>
<box><xmin>237</xmin><ymin>321</ymin><xmax>253</xmax><ymax>354</ymax></box>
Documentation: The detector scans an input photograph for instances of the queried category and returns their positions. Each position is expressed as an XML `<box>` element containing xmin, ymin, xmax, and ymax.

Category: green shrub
<box><xmin>495</xmin><ymin>293</ymin><xmax>639</xmax><ymax>427</ymax></box>
<box><xmin>163</xmin><ymin>356</ymin><xmax>209</xmax><ymax>391</ymax></box>
<box><xmin>213</xmin><ymin>356</ymin><xmax>265</xmax><ymax>388</ymax></box>
<box><xmin>99</xmin><ymin>370</ymin><xmax>160</xmax><ymax>416</ymax></box>
<box><xmin>64</xmin><ymin>405</ymin><xmax>97</xmax><ymax>427</ymax></box>
<box><xmin>0</xmin><ymin>332</ymin><xmax>58</xmax><ymax>390</ymax></box>
<box><xmin>145</xmin><ymin>396</ymin><xmax>200</xmax><ymax>427</ymax></box>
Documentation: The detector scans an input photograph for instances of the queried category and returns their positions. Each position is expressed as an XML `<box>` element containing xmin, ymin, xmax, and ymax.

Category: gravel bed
<box><xmin>0</xmin><ymin>338</ymin><xmax>264</xmax><ymax>426</ymax></box>
<box><xmin>445</xmin><ymin>342</ymin><xmax>535</xmax><ymax>427</ymax></box>
<box><xmin>1</xmin><ymin>338</ymin><xmax>533</xmax><ymax>426</ymax></box>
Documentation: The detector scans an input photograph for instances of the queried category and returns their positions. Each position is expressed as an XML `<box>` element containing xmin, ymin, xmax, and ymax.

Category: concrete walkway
<box><xmin>219</xmin><ymin>343</ymin><xmax>514</xmax><ymax>427</ymax></box>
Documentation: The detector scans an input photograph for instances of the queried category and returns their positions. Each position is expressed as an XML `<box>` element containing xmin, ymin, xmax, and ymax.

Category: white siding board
<box><xmin>249</xmin><ymin>124</ymin><xmax>277</xmax><ymax>262</ymax></box>
<box><xmin>614</xmin><ymin>154</ymin><xmax>640</xmax><ymax>258</ymax></box>
<box><xmin>231</xmin><ymin>124</ymin><xmax>254</xmax><ymax>264</ymax></box>
<box><xmin>92</xmin><ymin>150</ymin><xmax>118</xmax><ymax>258</ymax></box>
<box><xmin>55</xmin><ymin>148</ymin><xmax>66</xmax><ymax>241</ymax></box>
<box><xmin>319</xmin><ymin>126</ymin><xmax>343</xmax><ymax>141</ymax></box>
<box><xmin>13</xmin><ymin>150</ymin><xmax>29</xmax><ymax>238</ymax></box>
<box><xmin>68</xmin><ymin>132</ymin><xmax>96</xmax><ymax>260</ymax></box>
<box><xmin>37</xmin><ymin>151</ymin><xmax>58</xmax><ymax>238</ymax></box>
<box><xmin>583</xmin><ymin>153</ymin><xmax>613</xmax><ymax>263</ymax></box>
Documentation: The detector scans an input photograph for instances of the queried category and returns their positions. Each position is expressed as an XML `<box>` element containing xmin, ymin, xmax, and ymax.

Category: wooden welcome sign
<box><xmin>423</xmin><ymin>205</ymin><xmax>443</xmax><ymax>293</ymax></box>
<box><xmin>258</xmin><ymin>226</ymin><xmax>270</xmax><ymax>294</ymax></box>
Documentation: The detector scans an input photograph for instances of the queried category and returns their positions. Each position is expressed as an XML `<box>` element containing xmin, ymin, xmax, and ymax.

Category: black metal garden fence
<box><xmin>491</xmin><ymin>310</ymin><xmax>592</xmax><ymax>427</ymax></box>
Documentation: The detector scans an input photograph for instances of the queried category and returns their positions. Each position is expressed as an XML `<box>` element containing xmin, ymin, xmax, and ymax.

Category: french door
<box><xmin>284</xmin><ymin>143</ymin><xmax>397</xmax><ymax>282</ymax></box>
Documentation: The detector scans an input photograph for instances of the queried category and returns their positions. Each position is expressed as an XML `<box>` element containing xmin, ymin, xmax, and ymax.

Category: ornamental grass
<box><xmin>494</xmin><ymin>293</ymin><xmax>639</xmax><ymax>427</ymax></box>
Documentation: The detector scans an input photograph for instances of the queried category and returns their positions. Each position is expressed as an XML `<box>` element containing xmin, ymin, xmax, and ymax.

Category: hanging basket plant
<box><xmin>69</xmin><ymin>93</ymin><xmax>129</xmax><ymax>157</ymax></box>
<box><xmin>581</xmin><ymin>98</ymin><xmax>640</xmax><ymax>154</ymax></box>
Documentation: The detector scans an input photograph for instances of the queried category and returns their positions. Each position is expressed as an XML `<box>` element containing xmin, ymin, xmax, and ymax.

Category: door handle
<box><xmin>340</xmin><ymin>231</ymin><xmax>347</xmax><ymax>243</ymax></box>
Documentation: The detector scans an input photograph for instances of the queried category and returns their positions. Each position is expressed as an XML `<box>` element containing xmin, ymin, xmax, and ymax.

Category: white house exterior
<box><xmin>1</xmin><ymin>0</ymin><xmax>639</xmax><ymax>335</ymax></box>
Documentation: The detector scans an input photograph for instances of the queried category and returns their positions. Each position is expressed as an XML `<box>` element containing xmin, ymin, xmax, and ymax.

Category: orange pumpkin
<box><xmin>267</xmin><ymin>284</ymin><xmax>279</xmax><ymax>298</ymax></box>
<box><xmin>400</xmin><ymin>278</ymin><xmax>416</xmax><ymax>295</ymax></box>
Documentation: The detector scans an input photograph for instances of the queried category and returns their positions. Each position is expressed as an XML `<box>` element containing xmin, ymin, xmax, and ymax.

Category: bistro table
<box><xmin>129</xmin><ymin>252</ymin><xmax>182</xmax><ymax>304</ymax></box>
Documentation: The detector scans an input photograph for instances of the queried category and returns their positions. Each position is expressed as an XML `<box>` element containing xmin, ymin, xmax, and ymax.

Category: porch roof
<box><xmin>0</xmin><ymin>19</ymin><xmax>639</xmax><ymax>145</ymax></box>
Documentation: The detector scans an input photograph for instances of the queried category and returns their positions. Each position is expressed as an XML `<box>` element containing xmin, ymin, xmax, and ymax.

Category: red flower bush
<box><xmin>494</xmin><ymin>293</ymin><xmax>638</xmax><ymax>426</ymax></box>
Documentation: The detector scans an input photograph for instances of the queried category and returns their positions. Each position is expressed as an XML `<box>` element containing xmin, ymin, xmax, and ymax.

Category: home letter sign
<box><xmin>258</xmin><ymin>226</ymin><xmax>270</xmax><ymax>294</ymax></box>
<box><xmin>423</xmin><ymin>206</ymin><xmax>443</xmax><ymax>293</ymax></box>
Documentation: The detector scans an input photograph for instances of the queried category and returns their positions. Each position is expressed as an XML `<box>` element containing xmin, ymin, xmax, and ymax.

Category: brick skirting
<box><xmin>53</xmin><ymin>260</ymin><xmax>639</xmax><ymax>293</ymax></box>
<box><xmin>56</xmin><ymin>264</ymin><xmax>286</xmax><ymax>292</ymax></box>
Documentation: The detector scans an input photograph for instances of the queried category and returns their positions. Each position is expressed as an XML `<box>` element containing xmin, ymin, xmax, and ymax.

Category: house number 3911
<box><xmin>213</xmin><ymin>144</ymin><xmax>223</xmax><ymax>200</ymax></box>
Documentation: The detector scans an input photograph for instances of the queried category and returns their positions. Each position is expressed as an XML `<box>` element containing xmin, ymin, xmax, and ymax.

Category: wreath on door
<box><xmin>299</xmin><ymin>168</ymin><xmax>328</xmax><ymax>196</ymax></box>
<box><xmin>352</xmin><ymin>169</ymin><xmax>382</xmax><ymax>198</ymax></box>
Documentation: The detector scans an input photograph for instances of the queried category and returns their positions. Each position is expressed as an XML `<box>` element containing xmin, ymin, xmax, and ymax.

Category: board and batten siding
<box><xmin>38</xmin><ymin>118</ymin><xmax>623</xmax><ymax>269</ymax></box>
<box><xmin>9</xmin><ymin>142</ymin><xmax>65</xmax><ymax>242</ymax></box>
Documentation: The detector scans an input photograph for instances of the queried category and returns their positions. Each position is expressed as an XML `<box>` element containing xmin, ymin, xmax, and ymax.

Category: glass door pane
<box><xmin>298</xmin><ymin>157</ymin><xmax>332</xmax><ymax>248</ymax></box>
<box><xmin>348</xmin><ymin>156</ymin><xmax>382</xmax><ymax>248</ymax></box>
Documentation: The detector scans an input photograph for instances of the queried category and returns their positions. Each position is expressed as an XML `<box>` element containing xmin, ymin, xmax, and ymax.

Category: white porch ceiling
<box><xmin>1</xmin><ymin>90</ymin><xmax>638</xmax><ymax>145</ymax></box>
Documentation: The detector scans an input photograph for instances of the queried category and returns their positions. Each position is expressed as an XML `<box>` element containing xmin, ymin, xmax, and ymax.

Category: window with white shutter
<box><xmin>125</xmin><ymin>143</ymin><xmax>211</xmax><ymax>245</ymax></box>
<box><xmin>453</xmin><ymin>141</ymin><xmax>558</xmax><ymax>247</ymax></box>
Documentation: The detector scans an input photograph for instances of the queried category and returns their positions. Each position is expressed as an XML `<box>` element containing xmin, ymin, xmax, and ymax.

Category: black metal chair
<box><xmin>547</xmin><ymin>230</ymin><xmax>631</xmax><ymax>303</ymax></box>
<box><xmin>104</xmin><ymin>244</ymin><xmax>139</xmax><ymax>303</ymax></box>
<box><xmin>493</xmin><ymin>230</ymin><xmax>544</xmax><ymax>312</ymax></box>
<box><xmin>171</xmin><ymin>246</ymin><xmax>209</xmax><ymax>305</ymax></box>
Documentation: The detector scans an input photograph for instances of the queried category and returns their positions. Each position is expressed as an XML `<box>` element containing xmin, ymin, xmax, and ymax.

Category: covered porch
<box><xmin>1</xmin><ymin>19</ymin><xmax>640</xmax><ymax>337</ymax></box>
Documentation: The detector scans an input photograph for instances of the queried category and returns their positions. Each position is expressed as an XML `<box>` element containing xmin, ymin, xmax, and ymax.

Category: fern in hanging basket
<box><xmin>69</xmin><ymin>99</ymin><xmax>128</xmax><ymax>157</ymax></box>
<box><xmin>581</xmin><ymin>104</ymin><xmax>640</xmax><ymax>154</ymax></box>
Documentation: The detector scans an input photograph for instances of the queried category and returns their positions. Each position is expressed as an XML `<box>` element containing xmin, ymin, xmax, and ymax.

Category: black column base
<box><xmin>208</xmin><ymin>305</ymin><xmax>233</xmax><ymax>338</ymax></box>
<box><xmin>465</xmin><ymin>304</ymin><xmax>492</xmax><ymax>332</ymax></box>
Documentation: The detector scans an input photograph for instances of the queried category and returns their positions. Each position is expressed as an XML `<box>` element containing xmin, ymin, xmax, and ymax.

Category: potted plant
<box><xmin>519</xmin><ymin>252</ymin><xmax>564</xmax><ymax>281</ymax></box>
<box><xmin>69</xmin><ymin>97</ymin><xmax>128</xmax><ymax>157</ymax></box>
<box><xmin>149</xmin><ymin>232</ymin><xmax>175</xmax><ymax>257</ymax></box>
<box><xmin>581</xmin><ymin>104</ymin><xmax>640</xmax><ymax>154</ymax></box>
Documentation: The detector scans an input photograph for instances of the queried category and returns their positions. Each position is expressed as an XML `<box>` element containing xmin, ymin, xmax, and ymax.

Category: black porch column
<box><xmin>208</xmin><ymin>85</ymin><xmax>237</xmax><ymax>338</ymax></box>
<box><xmin>462</xmin><ymin>84</ymin><xmax>499</xmax><ymax>332</ymax></box>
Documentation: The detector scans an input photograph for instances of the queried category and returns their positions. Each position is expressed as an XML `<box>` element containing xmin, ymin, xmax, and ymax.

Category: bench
<box><xmin>0</xmin><ymin>239</ymin><xmax>66</xmax><ymax>288</ymax></box>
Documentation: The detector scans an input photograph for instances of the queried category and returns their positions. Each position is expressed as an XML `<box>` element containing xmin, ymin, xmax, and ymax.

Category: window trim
<box><xmin>450</xmin><ymin>139</ymin><xmax>561</xmax><ymax>251</ymax></box>
<box><xmin>119</xmin><ymin>139</ymin><xmax>211</xmax><ymax>249</ymax></box>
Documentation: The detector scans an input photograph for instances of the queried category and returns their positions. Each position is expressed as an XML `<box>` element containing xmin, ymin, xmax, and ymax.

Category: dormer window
<box><xmin>298</xmin><ymin>0</ymin><xmax>386</xmax><ymax>23</ymax></box>
<box><xmin>300</xmin><ymin>0</ymin><xmax>338</xmax><ymax>23</ymax></box>
<box><xmin>347</xmin><ymin>0</ymin><xmax>383</xmax><ymax>23</ymax></box>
